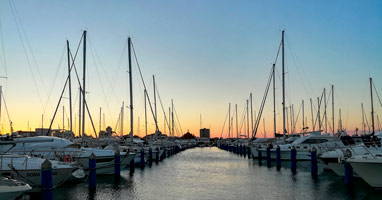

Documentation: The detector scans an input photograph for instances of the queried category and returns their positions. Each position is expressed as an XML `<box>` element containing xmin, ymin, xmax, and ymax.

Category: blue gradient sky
<box><xmin>0</xmin><ymin>0</ymin><xmax>381</xmax><ymax>137</ymax></box>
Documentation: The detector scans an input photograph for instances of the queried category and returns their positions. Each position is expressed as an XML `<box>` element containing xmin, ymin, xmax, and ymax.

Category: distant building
<box><xmin>182</xmin><ymin>131</ymin><xmax>196</xmax><ymax>139</ymax></box>
<box><xmin>200</xmin><ymin>128</ymin><xmax>210</xmax><ymax>138</ymax></box>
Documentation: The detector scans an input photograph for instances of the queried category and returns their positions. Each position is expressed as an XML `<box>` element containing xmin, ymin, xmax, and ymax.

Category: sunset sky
<box><xmin>0</xmin><ymin>0</ymin><xmax>381</xmax><ymax>138</ymax></box>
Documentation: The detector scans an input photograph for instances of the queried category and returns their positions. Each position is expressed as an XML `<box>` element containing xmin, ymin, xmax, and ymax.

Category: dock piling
<box><xmin>89</xmin><ymin>153</ymin><xmax>97</xmax><ymax>189</ymax></box>
<box><xmin>344</xmin><ymin>161</ymin><xmax>353</xmax><ymax>184</ymax></box>
<box><xmin>140</xmin><ymin>149</ymin><xmax>145</xmax><ymax>169</ymax></box>
<box><xmin>114</xmin><ymin>150</ymin><xmax>121</xmax><ymax>177</ymax></box>
<box><xmin>276</xmin><ymin>146</ymin><xmax>281</xmax><ymax>169</ymax></box>
<box><xmin>266</xmin><ymin>146</ymin><xmax>271</xmax><ymax>167</ymax></box>
<box><xmin>310</xmin><ymin>147</ymin><xmax>318</xmax><ymax>178</ymax></box>
<box><xmin>291</xmin><ymin>146</ymin><xmax>297</xmax><ymax>172</ymax></box>
<box><xmin>41</xmin><ymin>159</ymin><xmax>53</xmax><ymax>200</ymax></box>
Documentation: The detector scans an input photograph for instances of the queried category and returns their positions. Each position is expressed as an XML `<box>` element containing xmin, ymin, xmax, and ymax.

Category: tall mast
<box><xmin>121</xmin><ymin>102</ymin><xmax>124</xmax><ymax>136</ymax></box>
<box><xmin>370</xmin><ymin>77</ymin><xmax>375</xmax><ymax>135</ymax></box>
<box><xmin>153</xmin><ymin>75</ymin><xmax>158</xmax><ymax>131</ymax></box>
<box><xmin>290</xmin><ymin>105</ymin><xmax>293</xmax><ymax>134</ymax></box>
<box><xmin>310</xmin><ymin>98</ymin><xmax>314</xmax><ymax>131</ymax></box>
<box><xmin>250</xmin><ymin>93</ymin><xmax>253</xmax><ymax>135</ymax></box>
<box><xmin>317</xmin><ymin>97</ymin><xmax>321</xmax><ymax>131</ymax></box>
<box><xmin>302</xmin><ymin>100</ymin><xmax>305</xmax><ymax>132</ymax></box>
<box><xmin>324</xmin><ymin>88</ymin><xmax>327</xmax><ymax>133</ymax></box>
<box><xmin>282</xmin><ymin>30</ymin><xmax>286</xmax><ymax>139</ymax></box>
<box><xmin>247</xmin><ymin>99</ymin><xmax>249</xmax><ymax>139</ymax></box>
<box><xmin>339</xmin><ymin>109</ymin><xmax>342</xmax><ymax>131</ymax></box>
<box><xmin>99</xmin><ymin>107</ymin><xmax>101</xmax><ymax>133</ymax></box>
<box><xmin>62</xmin><ymin>106</ymin><xmax>65</xmax><ymax>130</ymax></box>
<box><xmin>78</xmin><ymin>87</ymin><xmax>81</xmax><ymax>136</ymax></box>
<box><xmin>235</xmin><ymin>104</ymin><xmax>238</xmax><ymax>138</ymax></box>
<box><xmin>362</xmin><ymin>103</ymin><xmax>365</xmax><ymax>135</ymax></box>
<box><xmin>332</xmin><ymin>85</ymin><xmax>334</xmax><ymax>135</ymax></box>
<box><xmin>228</xmin><ymin>103</ymin><xmax>231</xmax><ymax>138</ymax></box>
<box><xmin>171</xmin><ymin>99</ymin><xmax>174</xmax><ymax>137</ymax></box>
<box><xmin>272</xmin><ymin>64</ymin><xmax>276</xmax><ymax>138</ymax></box>
<box><xmin>144</xmin><ymin>90</ymin><xmax>147</xmax><ymax>137</ymax></box>
<box><xmin>168</xmin><ymin>107</ymin><xmax>171</xmax><ymax>135</ymax></box>
<box><xmin>0</xmin><ymin>86</ymin><xmax>2</xmax><ymax>132</ymax></box>
<box><xmin>128</xmin><ymin>37</ymin><xmax>133</xmax><ymax>142</ymax></box>
<box><xmin>82</xmin><ymin>30</ymin><xmax>86</xmax><ymax>137</ymax></box>
<box><xmin>66</xmin><ymin>40</ymin><xmax>72</xmax><ymax>133</ymax></box>
<box><xmin>286</xmin><ymin>107</ymin><xmax>289</xmax><ymax>135</ymax></box>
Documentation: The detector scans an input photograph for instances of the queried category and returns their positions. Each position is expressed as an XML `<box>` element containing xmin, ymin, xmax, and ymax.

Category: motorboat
<box><xmin>0</xmin><ymin>154</ymin><xmax>76</xmax><ymax>187</ymax></box>
<box><xmin>0</xmin><ymin>177</ymin><xmax>31</xmax><ymax>199</ymax></box>
<box><xmin>347</xmin><ymin>154</ymin><xmax>382</xmax><ymax>188</ymax></box>
<box><xmin>258</xmin><ymin>134</ymin><xmax>345</xmax><ymax>160</ymax></box>
<box><xmin>0</xmin><ymin>136</ymin><xmax>135</xmax><ymax>175</ymax></box>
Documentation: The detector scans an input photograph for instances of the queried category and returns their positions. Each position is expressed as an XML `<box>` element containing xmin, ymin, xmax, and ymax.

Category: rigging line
<box><xmin>285</xmin><ymin>34</ymin><xmax>315</xmax><ymax>98</ymax></box>
<box><xmin>292</xmin><ymin>103</ymin><xmax>302</xmax><ymax>133</ymax></box>
<box><xmin>155</xmin><ymin>85</ymin><xmax>171</xmax><ymax>131</ymax></box>
<box><xmin>372</xmin><ymin>81</ymin><xmax>382</xmax><ymax>108</ymax></box>
<box><xmin>1</xmin><ymin>91</ymin><xmax>12</xmax><ymax>132</ymax></box>
<box><xmin>102</xmin><ymin>41</ymin><xmax>126</xmax><ymax>114</ymax></box>
<box><xmin>313</xmin><ymin>90</ymin><xmax>325</xmax><ymax>131</ymax></box>
<box><xmin>84</xmin><ymin>97</ymin><xmax>98</xmax><ymax>138</ymax></box>
<box><xmin>42</xmin><ymin>44</ymin><xmax>66</xmax><ymax>115</ymax></box>
<box><xmin>68</xmin><ymin>46</ymin><xmax>98</xmax><ymax>138</ymax></box>
<box><xmin>220</xmin><ymin>105</ymin><xmax>229</xmax><ymax>138</ymax></box>
<box><xmin>131</xmin><ymin>40</ymin><xmax>159</xmax><ymax>131</ymax></box>
<box><xmin>0</xmin><ymin>20</ymin><xmax>8</xmax><ymax>78</ymax></box>
<box><xmin>0</xmin><ymin>20</ymin><xmax>8</xmax><ymax>102</ymax></box>
<box><xmin>239</xmin><ymin>103</ymin><xmax>247</xmax><ymax>136</ymax></box>
<box><xmin>273</xmin><ymin>41</ymin><xmax>282</xmax><ymax>65</ymax></box>
<box><xmin>46</xmin><ymin>35</ymin><xmax>83</xmax><ymax>136</ymax></box>
<box><xmin>88</xmin><ymin>38</ymin><xmax>115</xmax><ymax>126</ymax></box>
<box><xmin>252</xmin><ymin>66</ymin><xmax>273</xmax><ymax>138</ymax></box>
<box><xmin>174</xmin><ymin>107</ymin><xmax>183</xmax><ymax>135</ymax></box>
<box><xmin>114</xmin><ymin>113</ymin><xmax>120</xmax><ymax>134</ymax></box>
<box><xmin>10</xmin><ymin>0</ymin><xmax>49</xmax><ymax>98</ymax></box>
<box><xmin>88</xmin><ymin>35</ymin><xmax>122</xmax><ymax>105</ymax></box>
<box><xmin>9</xmin><ymin>0</ymin><xmax>44</xmax><ymax>110</ymax></box>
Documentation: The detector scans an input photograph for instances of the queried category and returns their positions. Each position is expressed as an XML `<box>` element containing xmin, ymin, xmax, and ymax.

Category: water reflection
<box><xmin>51</xmin><ymin>147</ymin><xmax>382</xmax><ymax>200</ymax></box>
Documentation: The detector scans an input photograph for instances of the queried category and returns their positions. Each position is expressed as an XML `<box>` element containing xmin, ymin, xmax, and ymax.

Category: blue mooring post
<box><xmin>41</xmin><ymin>159</ymin><xmax>53</xmax><ymax>200</ymax></box>
<box><xmin>114</xmin><ymin>150</ymin><xmax>121</xmax><ymax>177</ymax></box>
<box><xmin>89</xmin><ymin>153</ymin><xmax>97</xmax><ymax>189</ymax></box>
<box><xmin>291</xmin><ymin>146</ymin><xmax>297</xmax><ymax>172</ymax></box>
<box><xmin>344</xmin><ymin>161</ymin><xmax>353</xmax><ymax>184</ymax></box>
<box><xmin>140</xmin><ymin>148</ymin><xmax>145</xmax><ymax>169</ymax></box>
<box><xmin>311</xmin><ymin>147</ymin><xmax>318</xmax><ymax>178</ymax></box>
<box><xmin>266</xmin><ymin>146</ymin><xmax>271</xmax><ymax>167</ymax></box>
<box><xmin>258</xmin><ymin>149</ymin><xmax>262</xmax><ymax>165</ymax></box>
<box><xmin>276</xmin><ymin>146</ymin><xmax>281</xmax><ymax>169</ymax></box>
<box><xmin>149</xmin><ymin>148</ymin><xmax>153</xmax><ymax>165</ymax></box>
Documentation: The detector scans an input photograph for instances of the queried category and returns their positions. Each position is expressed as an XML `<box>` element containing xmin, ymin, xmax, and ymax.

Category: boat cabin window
<box><xmin>302</xmin><ymin>138</ymin><xmax>328</xmax><ymax>144</ymax></box>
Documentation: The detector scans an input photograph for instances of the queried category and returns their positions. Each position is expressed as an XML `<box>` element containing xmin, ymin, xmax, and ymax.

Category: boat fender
<box><xmin>64</xmin><ymin>154</ymin><xmax>73</xmax><ymax>163</ymax></box>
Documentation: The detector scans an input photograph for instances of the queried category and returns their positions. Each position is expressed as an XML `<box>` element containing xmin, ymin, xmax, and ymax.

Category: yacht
<box><xmin>257</xmin><ymin>134</ymin><xmax>345</xmax><ymax>160</ymax></box>
<box><xmin>0</xmin><ymin>177</ymin><xmax>31</xmax><ymax>200</ymax></box>
<box><xmin>0</xmin><ymin>136</ymin><xmax>135</xmax><ymax>175</ymax></box>
<box><xmin>0</xmin><ymin>154</ymin><xmax>76</xmax><ymax>187</ymax></box>
<box><xmin>347</xmin><ymin>154</ymin><xmax>382</xmax><ymax>188</ymax></box>
<box><xmin>320</xmin><ymin>134</ymin><xmax>382</xmax><ymax>176</ymax></box>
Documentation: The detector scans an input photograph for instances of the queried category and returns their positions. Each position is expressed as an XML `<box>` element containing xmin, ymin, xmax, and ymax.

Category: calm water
<box><xmin>48</xmin><ymin>147</ymin><xmax>381</xmax><ymax>200</ymax></box>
